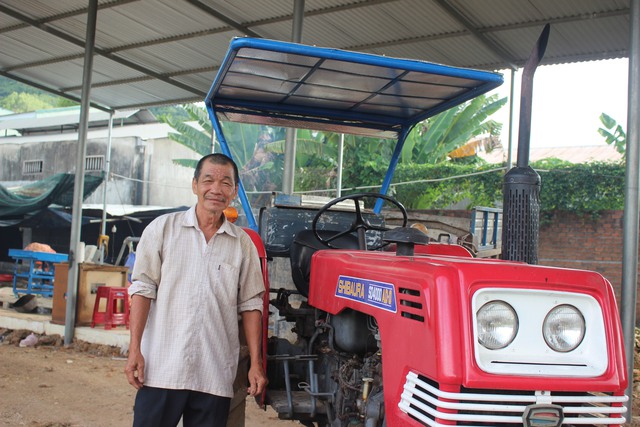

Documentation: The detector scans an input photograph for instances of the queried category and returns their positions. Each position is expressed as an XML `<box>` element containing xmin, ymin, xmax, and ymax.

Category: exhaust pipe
<box><xmin>501</xmin><ymin>24</ymin><xmax>550</xmax><ymax>264</ymax></box>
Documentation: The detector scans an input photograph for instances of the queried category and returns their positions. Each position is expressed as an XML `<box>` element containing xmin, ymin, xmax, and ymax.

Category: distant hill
<box><xmin>0</xmin><ymin>76</ymin><xmax>188</xmax><ymax>120</ymax></box>
<box><xmin>0</xmin><ymin>76</ymin><xmax>44</xmax><ymax>98</ymax></box>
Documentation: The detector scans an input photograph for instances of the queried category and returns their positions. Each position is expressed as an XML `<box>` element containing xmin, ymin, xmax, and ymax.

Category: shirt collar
<box><xmin>184</xmin><ymin>205</ymin><xmax>238</xmax><ymax>238</ymax></box>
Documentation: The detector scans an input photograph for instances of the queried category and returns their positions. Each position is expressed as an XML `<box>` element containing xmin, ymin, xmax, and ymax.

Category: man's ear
<box><xmin>192</xmin><ymin>177</ymin><xmax>197</xmax><ymax>195</ymax></box>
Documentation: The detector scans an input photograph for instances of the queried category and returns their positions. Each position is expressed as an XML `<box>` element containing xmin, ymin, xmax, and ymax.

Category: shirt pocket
<box><xmin>209</xmin><ymin>261</ymin><xmax>239</xmax><ymax>303</ymax></box>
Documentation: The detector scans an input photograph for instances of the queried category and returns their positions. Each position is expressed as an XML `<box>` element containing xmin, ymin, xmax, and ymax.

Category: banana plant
<box><xmin>159</xmin><ymin>104</ymin><xmax>283</xmax><ymax>203</ymax></box>
<box><xmin>598</xmin><ymin>113</ymin><xmax>626</xmax><ymax>158</ymax></box>
<box><xmin>401</xmin><ymin>94</ymin><xmax>507</xmax><ymax>164</ymax></box>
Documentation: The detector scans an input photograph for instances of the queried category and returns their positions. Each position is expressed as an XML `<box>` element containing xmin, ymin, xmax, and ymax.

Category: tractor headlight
<box><xmin>477</xmin><ymin>301</ymin><xmax>518</xmax><ymax>350</ymax></box>
<box><xmin>543</xmin><ymin>304</ymin><xmax>585</xmax><ymax>352</ymax></box>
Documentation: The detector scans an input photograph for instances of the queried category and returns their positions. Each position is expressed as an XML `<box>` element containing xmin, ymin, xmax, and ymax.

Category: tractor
<box><xmin>206</xmin><ymin>37</ymin><xmax>628</xmax><ymax>427</ymax></box>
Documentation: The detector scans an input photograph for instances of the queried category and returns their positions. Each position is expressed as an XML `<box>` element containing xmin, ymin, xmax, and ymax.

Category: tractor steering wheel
<box><xmin>311</xmin><ymin>192</ymin><xmax>408</xmax><ymax>250</ymax></box>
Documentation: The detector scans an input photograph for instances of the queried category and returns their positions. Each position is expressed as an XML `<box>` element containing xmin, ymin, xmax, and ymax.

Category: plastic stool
<box><xmin>91</xmin><ymin>286</ymin><xmax>130</xmax><ymax>330</ymax></box>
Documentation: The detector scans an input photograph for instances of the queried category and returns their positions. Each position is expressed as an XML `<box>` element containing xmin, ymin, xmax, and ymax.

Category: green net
<box><xmin>0</xmin><ymin>173</ymin><xmax>104</xmax><ymax>217</ymax></box>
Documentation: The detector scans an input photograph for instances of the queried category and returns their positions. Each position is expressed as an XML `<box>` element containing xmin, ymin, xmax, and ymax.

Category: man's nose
<box><xmin>208</xmin><ymin>182</ymin><xmax>223</xmax><ymax>193</ymax></box>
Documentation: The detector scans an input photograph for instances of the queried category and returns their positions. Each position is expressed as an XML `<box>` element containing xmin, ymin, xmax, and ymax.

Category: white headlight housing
<box><xmin>477</xmin><ymin>300</ymin><xmax>518</xmax><ymax>350</ymax></box>
<box><xmin>543</xmin><ymin>304</ymin><xmax>586</xmax><ymax>352</ymax></box>
<box><xmin>473</xmin><ymin>289</ymin><xmax>607</xmax><ymax>377</ymax></box>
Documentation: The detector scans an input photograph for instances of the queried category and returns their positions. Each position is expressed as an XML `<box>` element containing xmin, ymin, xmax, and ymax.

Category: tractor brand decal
<box><xmin>336</xmin><ymin>276</ymin><xmax>397</xmax><ymax>313</ymax></box>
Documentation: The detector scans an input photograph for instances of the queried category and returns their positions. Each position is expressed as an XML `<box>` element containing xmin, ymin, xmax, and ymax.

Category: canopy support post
<box><xmin>282</xmin><ymin>0</ymin><xmax>305</xmax><ymax>194</ymax></box>
<box><xmin>622</xmin><ymin>0</ymin><xmax>640</xmax><ymax>419</ymax></box>
<box><xmin>64</xmin><ymin>0</ymin><xmax>98</xmax><ymax>347</ymax></box>
<box><xmin>99</xmin><ymin>111</ymin><xmax>114</xmax><ymax>264</ymax></box>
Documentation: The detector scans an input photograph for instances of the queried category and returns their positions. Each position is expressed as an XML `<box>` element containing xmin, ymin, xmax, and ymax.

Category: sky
<box><xmin>489</xmin><ymin>58</ymin><xmax>629</xmax><ymax>149</ymax></box>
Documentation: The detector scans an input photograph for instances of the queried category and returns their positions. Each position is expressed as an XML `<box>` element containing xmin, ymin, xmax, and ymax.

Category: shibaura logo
<box><xmin>335</xmin><ymin>275</ymin><xmax>397</xmax><ymax>313</ymax></box>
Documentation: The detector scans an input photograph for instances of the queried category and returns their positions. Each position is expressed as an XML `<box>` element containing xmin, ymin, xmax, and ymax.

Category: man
<box><xmin>125</xmin><ymin>153</ymin><xmax>267</xmax><ymax>427</ymax></box>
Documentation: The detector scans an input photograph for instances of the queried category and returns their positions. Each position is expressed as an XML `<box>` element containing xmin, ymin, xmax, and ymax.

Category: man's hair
<box><xmin>194</xmin><ymin>153</ymin><xmax>240</xmax><ymax>184</ymax></box>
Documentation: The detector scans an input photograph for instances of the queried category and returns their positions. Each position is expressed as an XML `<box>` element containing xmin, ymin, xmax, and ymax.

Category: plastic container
<box><xmin>13</xmin><ymin>294</ymin><xmax>38</xmax><ymax>313</ymax></box>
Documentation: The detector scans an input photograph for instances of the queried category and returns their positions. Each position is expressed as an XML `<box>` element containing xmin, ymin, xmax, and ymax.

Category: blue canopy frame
<box><xmin>205</xmin><ymin>37</ymin><xmax>503</xmax><ymax>230</ymax></box>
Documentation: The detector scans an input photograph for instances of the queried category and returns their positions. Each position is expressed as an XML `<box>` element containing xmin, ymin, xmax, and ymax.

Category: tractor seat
<box><xmin>290</xmin><ymin>229</ymin><xmax>359</xmax><ymax>297</ymax></box>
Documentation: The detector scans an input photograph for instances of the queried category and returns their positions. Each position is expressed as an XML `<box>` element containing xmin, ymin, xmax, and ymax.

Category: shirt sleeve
<box><xmin>237</xmin><ymin>231</ymin><xmax>265</xmax><ymax>314</ymax></box>
<box><xmin>128</xmin><ymin>217</ymin><xmax>163</xmax><ymax>300</ymax></box>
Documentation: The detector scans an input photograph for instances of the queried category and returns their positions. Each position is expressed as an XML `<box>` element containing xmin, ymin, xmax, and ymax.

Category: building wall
<box><xmin>0</xmin><ymin>135</ymin><xmax>202</xmax><ymax>209</ymax></box>
<box><xmin>143</xmin><ymin>137</ymin><xmax>201</xmax><ymax>207</ymax></box>
<box><xmin>538</xmin><ymin>210</ymin><xmax>625</xmax><ymax>301</ymax></box>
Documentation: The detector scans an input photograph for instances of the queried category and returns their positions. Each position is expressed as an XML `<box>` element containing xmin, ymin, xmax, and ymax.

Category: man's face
<box><xmin>192</xmin><ymin>161</ymin><xmax>238</xmax><ymax>214</ymax></box>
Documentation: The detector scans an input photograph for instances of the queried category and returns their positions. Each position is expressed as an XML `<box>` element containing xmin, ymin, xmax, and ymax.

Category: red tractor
<box><xmin>207</xmin><ymin>38</ymin><xmax>628</xmax><ymax>427</ymax></box>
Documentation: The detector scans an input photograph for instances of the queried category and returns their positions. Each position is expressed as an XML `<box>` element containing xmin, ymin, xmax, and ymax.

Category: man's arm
<box><xmin>241</xmin><ymin>309</ymin><xmax>267</xmax><ymax>396</ymax></box>
<box><xmin>124</xmin><ymin>294</ymin><xmax>151</xmax><ymax>389</ymax></box>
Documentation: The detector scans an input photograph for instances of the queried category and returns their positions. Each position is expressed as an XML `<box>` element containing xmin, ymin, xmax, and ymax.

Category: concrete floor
<box><xmin>0</xmin><ymin>286</ymin><xmax>129</xmax><ymax>349</ymax></box>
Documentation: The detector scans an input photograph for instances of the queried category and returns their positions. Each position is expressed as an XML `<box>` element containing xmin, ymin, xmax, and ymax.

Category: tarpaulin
<box><xmin>0</xmin><ymin>173</ymin><xmax>104</xmax><ymax>218</ymax></box>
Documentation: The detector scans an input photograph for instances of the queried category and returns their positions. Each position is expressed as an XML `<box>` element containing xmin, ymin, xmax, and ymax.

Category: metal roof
<box><xmin>205</xmin><ymin>38</ymin><xmax>503</xmax><ymax>139</ymax></box>
<box><xmin>0</xmin><ymin>0</ymin><xmax>631</xmax><ymax>112</ymax></box>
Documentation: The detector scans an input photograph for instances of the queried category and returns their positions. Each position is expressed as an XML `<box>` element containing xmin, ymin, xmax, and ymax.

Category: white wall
<box><xmin>143</xmin><ymin>137</ymin><xmax>202</xmax><ymax>207</ymax></box>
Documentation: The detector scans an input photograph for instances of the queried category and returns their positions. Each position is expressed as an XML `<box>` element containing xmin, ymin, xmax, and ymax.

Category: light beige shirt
<box><xmin>128</xmin><ymin>206</ymin><xmax>264</xmax><ymax>398</ymax></box>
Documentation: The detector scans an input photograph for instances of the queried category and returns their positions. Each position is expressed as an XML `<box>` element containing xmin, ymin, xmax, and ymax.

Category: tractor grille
<box><xmin>399</xmin><ymin>371</ymin><xmax>627</xmax><ymax>426</ymax></box>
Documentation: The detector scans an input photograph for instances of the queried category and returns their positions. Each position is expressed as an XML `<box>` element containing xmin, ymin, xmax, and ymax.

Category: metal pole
<box><xmin>64</xmin><ymin>0</ymin><xmax>98</xmax><ymax>346</ymax></box>
<box><xmin>99</xmin><ymin>111</ymin><xmax>114</xmax><ymax>264</ymax></box>
<box><xmin>282</xmin><ymin>0</ymin><xmax>305</xmax><ymax>194</ymax></box>
<box><xmin>622</xmin><ymin>0</ymin><xmax>640</xmax><ymax>418</ymax></box>
<box><xmin>506</xmin><ymin>69</ymin><xmax>516</xmax><ymax>170</ymax></box>
<box><xmin>336</xmin><ymin>134</ymin><xmax>344</xmax><ymax>197</ymax></box>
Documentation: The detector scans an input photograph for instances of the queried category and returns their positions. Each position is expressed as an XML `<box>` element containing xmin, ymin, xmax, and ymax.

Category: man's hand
<box><xmin>125</xmin><ymin>350</ymin><xmax>145</xmax><ymax>389</ymax></box>
<box><xmin>247</xmin><ymin>363</ymin><xmax>268</xmax><ymax>396</ymax></box>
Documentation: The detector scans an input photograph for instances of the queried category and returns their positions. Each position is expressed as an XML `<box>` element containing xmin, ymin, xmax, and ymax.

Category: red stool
<box><xmin>91</xmin><ymin>286</ymin><xmax>130</xmax><ymax>330</ymax></box>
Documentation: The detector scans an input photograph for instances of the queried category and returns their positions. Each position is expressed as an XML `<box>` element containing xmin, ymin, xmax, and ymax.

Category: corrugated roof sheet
<box><xmin>0</xmin><ymin>0</ymin><xmax>631</xmax><ymax>111</ymax></box>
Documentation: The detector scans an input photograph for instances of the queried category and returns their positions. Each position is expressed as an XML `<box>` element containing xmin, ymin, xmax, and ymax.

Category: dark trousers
<box><xmin>133</xmin><ymin>386</ymin><xmax>231</xmax><ymax>427</ymax></box>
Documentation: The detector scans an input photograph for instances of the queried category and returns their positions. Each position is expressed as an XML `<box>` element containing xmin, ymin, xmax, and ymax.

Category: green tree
<box><xmin>159</xmin><ymin>104</ymin><xmax>283</xmax><ymax>206</ymax></box>
<box><xmin>598</xmin><ymin>113</ymin><xmax>626</xmax><ymax>158</ymax></box>
<box><xmin>0</xmin><ymin>77</ymin><xmax>78</xmax><ymax>112</ymax></box>
<box><xmin>401</xmin><ymin>94</ymin><xmax>507</xmax><ymax>164</ymax></box>
<box><xmin>0</xmin><ymin>92</ymin><xmax>54</xmax><ymax>113</ymax></box>
<box><xmin>280</xmin><ymin>94</ymin><xmax>505</xmax><ymax>195</ymax></box>
<box><xmin>160</xmin><ymin>104</ymin><xmax>214</xmax><ymax>167</ymax></box>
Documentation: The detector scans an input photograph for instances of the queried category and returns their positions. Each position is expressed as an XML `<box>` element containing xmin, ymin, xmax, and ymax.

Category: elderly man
<box><xmin>125</xmin><ymin>153</ymin><xmax>267</xmax><ymax>427</ymax></box>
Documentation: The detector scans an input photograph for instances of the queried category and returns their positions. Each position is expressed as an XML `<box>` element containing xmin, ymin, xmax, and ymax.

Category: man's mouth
<box><xmin>206</xmin><ymin>197</ymin><xmax>226</xmax><ymax>203</ymax></box>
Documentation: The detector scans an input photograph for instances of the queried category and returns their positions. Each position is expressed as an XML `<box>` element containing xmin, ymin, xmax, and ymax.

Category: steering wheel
<box><xmin>311</xmin><ymin>193</ymin><xmax>408</xmax><ymax>250</ymax></box>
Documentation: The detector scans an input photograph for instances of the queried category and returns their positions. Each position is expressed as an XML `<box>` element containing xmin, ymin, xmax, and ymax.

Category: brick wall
<box><xmin>538</xmin><ymin>210</ymin><xmax>625</xmax><ymax>301</ymax></box>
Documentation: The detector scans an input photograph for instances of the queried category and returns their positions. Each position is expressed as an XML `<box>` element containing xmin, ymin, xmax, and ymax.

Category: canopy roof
<box><xmin>0</xmin><ymin>0</ymin><xmax>630</xmax><ymax>112</ymax></box>
<box><xmin>205</xmin><ymin>38</ymin><xmax>503</xmax><ymax>139</ymax></box>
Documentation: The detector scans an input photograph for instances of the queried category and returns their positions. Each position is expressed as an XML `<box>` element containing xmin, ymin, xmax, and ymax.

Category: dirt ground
<box><xmin>0</xmin><ymin>328</ymin><xmax>639</xmax><ymax>427</ymax></box>
<box><xmin>0</xmin><ymin>329</ymin><xmax>297</xmax><ymax>427</ymax></box>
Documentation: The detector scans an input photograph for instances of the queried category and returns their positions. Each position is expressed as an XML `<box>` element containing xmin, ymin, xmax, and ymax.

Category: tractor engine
<box><xmin>268</xmin><ymin>291</ymin><xmax>386</xmax><ymax>427</ymax></box>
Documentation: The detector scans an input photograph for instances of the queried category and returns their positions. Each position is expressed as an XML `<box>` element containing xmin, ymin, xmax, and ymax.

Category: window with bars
<box><xmin>23</xmin><ymin>160</ymin><xmax>43</xmax><ymax>175</ymax></box>
<box><xmin>85</xmin><ymin>155</ymin><xmax>104</xmax><ymax>172</ymax></box>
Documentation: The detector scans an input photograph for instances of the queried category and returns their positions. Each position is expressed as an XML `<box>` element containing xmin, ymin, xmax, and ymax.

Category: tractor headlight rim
<box><xmin>542</xmin><ymin>304</ymin><xmax>586</xmax><ymax>353</ymax></box>
<box><xmin>477</xmin><ymin>300</ymin><xmax>519</xmax><ymax>350</ymax></box>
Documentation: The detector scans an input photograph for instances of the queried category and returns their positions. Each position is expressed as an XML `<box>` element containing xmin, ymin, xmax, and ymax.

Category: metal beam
<box><xmin>186</xmin><ymin>0</ymin><xmax>263</xmax><ymax>38</ymax></box>
<box><xmin>61</xmin><ymin>65</ymin><xmax>219</xmax><ymax>92</ymax></box>
<box><xmin>0</xmin><ymin>70</ymin><xmax>112</xmax><ymax>113</ymax></box>
<box><xmin>64</xmin><ymin>0</ymin><xmax>99</xmax><ymax>347</ymax></box>
<box><xmin>621</xmin><ymin>0</ymin><xmax>640</xmax><ymax>419</ymax></box>
<box><xmin>282</xmin><ymin>0</ymin><xmax>305</xmax><ymax>195</ymax></box>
